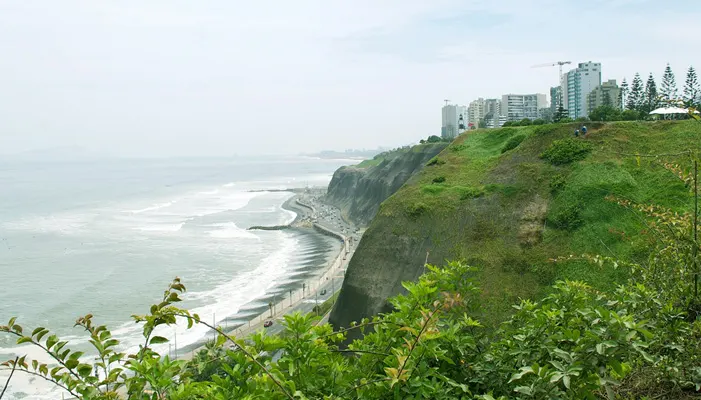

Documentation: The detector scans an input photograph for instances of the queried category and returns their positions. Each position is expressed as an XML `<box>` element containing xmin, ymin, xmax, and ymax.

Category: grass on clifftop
<box><xmin>355</xmin><ymin>143</ymin><xmax>447</xmax><ymax>169</ymax></box>
<box><xmin>374</xmin><ymin>120</ymin><xmax>701</xmax><ymax>325</ymax></box>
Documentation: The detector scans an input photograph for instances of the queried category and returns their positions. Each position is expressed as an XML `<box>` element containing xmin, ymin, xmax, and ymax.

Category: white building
<box><xmin>484</xmin><ymin>99</ymin><xmax>502</xmax><ymax>128</ymax></box>
<box><xmin>501</xmin><ymin>93</ymin><xmax>547</xmax><ymax>121</ymax></box>
<box><xmin>467</xmin><ymin>98</ymin><xmax>487</xmax><ymax>129</ymax></box>
<box><xmin>441</xmin><ymin>104</ymin><xmax>467</xmax><ymax>139</ymax></box>
<box><xmin>561</xmin><ymin>61</ymin><xmax>602</xmax><ymax>119</ymax></box>
<box><xmin>487</xmin><ymin>115</ymin><xmax>508</xmax><ymax>129</ymax></box>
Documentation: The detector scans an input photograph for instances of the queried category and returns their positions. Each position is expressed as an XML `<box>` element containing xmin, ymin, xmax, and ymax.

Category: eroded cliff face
<box><xmin>329</xmin><ymin>121</ymin><xmax>697</xmax><ymax>342</ymax></box>
<box><xmin>325</xmin><ymin>143</ymin><xmax>448</xmax><ymax>226</ymax></box>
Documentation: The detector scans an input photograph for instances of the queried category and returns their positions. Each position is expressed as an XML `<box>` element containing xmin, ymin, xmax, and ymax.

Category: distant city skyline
<box><xmin>1</xmin><ymin>1</ymin><xmax>699</xmax><ymax>157</ymax></box>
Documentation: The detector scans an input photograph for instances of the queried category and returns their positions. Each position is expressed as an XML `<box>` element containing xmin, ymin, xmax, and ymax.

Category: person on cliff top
<box><xmin>581</xmin><ymin>125</ymin><xmax>588</xmax><ymax>136</ymax></box>
<box><xmin>574</xmin><ymin>129</ymin><xmax>580</xmax><ymax>137</ymax></box>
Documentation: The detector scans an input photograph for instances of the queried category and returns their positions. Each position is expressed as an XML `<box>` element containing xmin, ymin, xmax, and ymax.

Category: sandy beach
<box><xmin>178</xmin><ymin>188</ymin><xmax>360</xmax><ymax>359</ymax></box>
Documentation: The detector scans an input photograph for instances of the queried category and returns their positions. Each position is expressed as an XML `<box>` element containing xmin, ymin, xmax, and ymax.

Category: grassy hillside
<box><xmin>332</xmin><ymin>120</ymin><xmax>701</xmax><ymax>330</ymax></box>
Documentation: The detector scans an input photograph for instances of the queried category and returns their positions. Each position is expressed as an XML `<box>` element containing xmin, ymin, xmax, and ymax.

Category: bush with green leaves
<box><xmin>501</xmin><ymin>134</ymin><xmax>526</xmax><ymax>153</ymax></box>
<box><xmin>549</xmin><ymin>203</ymin><xmax>584</xmax><ymax>230</ymax></box>
<box><xmin>540</xmin><ymin>138</ymin><xmax>593</xmax><ymax>165</ymax></box>
<box><xmin>534</xmin><ymin>124</ymin><xmax>558</xmax><ymax>136</ymax></box>
<box><xmin>532</xmin><ymin>119</ymin><xmax>546</xmax><ymax>125</ymax></box>
<box><xmin>406</xmin><ymin>202</ymin><xmax>429</xmax><ymax>219</ymax></box>
<box><xmin>426</xmin><ymin>157</ymin><xmax>445</xmax><ymax>166</ymax></box>
<box><xmin>453</xmin><ymin>185</ymin><xmax>485</xmax><ymax>200</ymax></box>
<box><xmin>550</xmin><ymin>173</ymin><xmax>567</xmax><ymax>194</ymax></box>
<box><xmin>519</xmin><ymin>118</ymin><xmax>532</xmax><ymax>126</ymax></box>
<box><xmin>3</xmin><ymin>185</ymin><xmax>701</xmax><ymax>399</ymax></box>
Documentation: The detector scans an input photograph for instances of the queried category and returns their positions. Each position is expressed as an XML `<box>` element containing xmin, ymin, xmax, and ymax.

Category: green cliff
<box><xmin>325</xmin><ymin>143</ymin><xmax>448</xmax><ymax>226</ymax></box>
<box><xmin>330</xmin><ymin>120</ymin><xmax>701</xmax><ymax>336</ymax></box>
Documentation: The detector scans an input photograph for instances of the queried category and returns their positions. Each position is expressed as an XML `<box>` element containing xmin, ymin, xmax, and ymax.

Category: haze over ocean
<box><xmin>0</xmin><ymin>155</ymin><xmax>350</xmax><ymax>399</ymax></box>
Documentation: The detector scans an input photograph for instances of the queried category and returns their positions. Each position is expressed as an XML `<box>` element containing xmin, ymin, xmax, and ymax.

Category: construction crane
<box><xmin>532</xmin><ymin>61</ymin><xmax>572</xmax><ymax>83</ymax></box>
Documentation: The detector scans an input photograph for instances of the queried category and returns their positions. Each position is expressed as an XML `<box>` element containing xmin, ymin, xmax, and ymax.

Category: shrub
<box><xmin>549</xmin><ymin>173</ymin><xmax>567</xmax><ymax>194</ymax></box>
<box><xmin>532</xmin><ymin>119</ymin><xmax>546</xmax><ymax>125</ymax></box>
<box><xmin>558</xmin><ymin>117</ymin><xmax>574</xmax><ymax>123</ymax></box>
<box><xmin>426</xmin><ymin>135</ymin><xmax>443</xmax><ymax>143</ymax></box>
<box><xmin>502</xmin><ymin>121</ymin><xmax>513</xmax><ymax>127</ymax></box>
<box><xmin>449</xmin><ymin>144</ymin><xmax>467</xmax><ymax>152</ymax></box>
<box><xmin>501</xmin><ymin>134</ymin><xmax>526</xmax><ymax>153</ymax></box>
<box><xmin>501</xmin><ymin>251</ymin><xmax>530</xmax><ymax>274</ymax></box>
<box><xmin>453</xmin><ymin>185</ymin><xmax>485</xmax><ymax>200</ymax></box>
<box><xmin>533</xmin><ymin>124</ymin><xmax>558</xmax><ymax>136</ymax></box>
<box><xmin>519</xmin><ymin>118</ymin><xmax>532</xmax><ymax>126</ymax></box>
<box><xmin>426</xmin><ymin>157</ymin><xmax>445</xmax><ymax>166</ymax></box>
<box><xmin>407</xmin><ymin>202</ymin><xmax>429</xmax><ymax>219</ymax></box>
<box><xmin>432</xmin><ymin>176</ymin><xmax>446</xmax><ymax>183</ymax></box>
<box><xmin>576</xmin><ymin>117</ymin><xmax>590</xmax><ymax>122</ymax></box>
<box><xmin>621</xmin><ymin>109</ymin><xmax>640</xmax><ymax>121</ymax></box>
<box><xmin>550</xmin><ymin>203</ymin><xmax>584</xmax><ymax>230</ymax></box>
<box><xmin>540</xmin><ymin>138</ymin><xmax>593</xmax><ymax>165</ymax></box>
<box><xmin>422</xmin><ymin>185</ymin><xmax>445</xmax><ymax>195</ymax></box>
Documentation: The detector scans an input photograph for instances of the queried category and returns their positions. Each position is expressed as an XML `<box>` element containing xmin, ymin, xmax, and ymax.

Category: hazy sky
<box><xmin>1</xmin><ymin>0</ymin><xmax>699</xmax><ymax>157</ymax></box>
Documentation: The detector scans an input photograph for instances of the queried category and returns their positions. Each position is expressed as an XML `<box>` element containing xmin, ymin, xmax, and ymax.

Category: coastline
<box><xmin>178</xmin><ymin>189</ymin><xmax>357</xmax><ymax>360</ymax></box>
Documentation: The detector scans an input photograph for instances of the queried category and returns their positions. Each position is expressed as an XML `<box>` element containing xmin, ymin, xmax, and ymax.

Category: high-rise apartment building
<box><xmin>550</xmin><ymin>86</ymin><xmax>562</xmax><ymax>113</ymax></box>
<box><xmin>484</xmin><ymin>98</ymin><xmax>502</xmax><ymax>128</ymax></box>
<box><xmin>587</xmin><ymin>79</ymin><xmax>621</xmax><ymax>111</ymax></box>
<box><xmin>561</xmin><ymin>61</ymin><xmax>602</xmax><ymax>119</ymax></box>
<box><xmin>468</xmin><ymin>98</ymin><xmax>487</xmax><ymax>129</ymax></box>
<box><xmin>501</xmin><ymin>94</ymin><xmax>547</xmax><ymax>121</ymax></box>
<box><xmin>441</xmin><ymin>104</ymin><xmax>467</xmax><ymax>139</ymax></box>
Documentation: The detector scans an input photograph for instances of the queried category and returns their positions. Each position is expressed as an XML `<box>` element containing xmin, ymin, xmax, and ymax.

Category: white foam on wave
<box><xmin>207</xmin><ymin>222</ymin><xmax>259</xmax><ymax>240</ymax></box>
<box><xmin>137</xmin><ymin>223</ymin><xmax>184</xmax><ymax>233</ymax></box>
<box><xmin>281</xmin><ymin>206</ymin><xmax>297</xmax><ymax>225</ymax></box>
<box><xmin>113</xmin><ymin>232</ymin><xmax>299</xmax><ymax>357</ymax></box>
<box><xmin>1</xmin><ymin>213</ymin><xmax>88</xmax><ymax>235</ymax></box>
<box><xmin>130</xmin><ymin>200</ymin><xmax>176</xmax><ymax>214</ymax></box>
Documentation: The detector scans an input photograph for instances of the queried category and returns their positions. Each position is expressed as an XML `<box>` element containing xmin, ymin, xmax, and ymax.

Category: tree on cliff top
<box><xmin>660</xmin><ymin>63</ymin><xmax>678</xmax><ymax>106</ymax></box>
<box><xmin>684</xmin><ymin>66</ymin><xmax>700</xmax><ymax>108</ymax></box>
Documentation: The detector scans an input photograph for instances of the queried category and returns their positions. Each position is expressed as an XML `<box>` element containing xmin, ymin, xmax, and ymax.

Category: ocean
<box><xmin>0</xmin><ymin>155</ymin><xmax>352</xmax><ymax>399</ymax></box>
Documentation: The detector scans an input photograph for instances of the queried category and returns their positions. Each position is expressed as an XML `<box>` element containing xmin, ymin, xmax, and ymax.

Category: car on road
<box><xmin>263</xmin><ymin>320</ymin><xmax>273</xmax><ymax>328</ymax></box>
<box><xmin>320</xmin><ymin>289</ymin><xmax>327</xmax><ymax>295</ymax></box>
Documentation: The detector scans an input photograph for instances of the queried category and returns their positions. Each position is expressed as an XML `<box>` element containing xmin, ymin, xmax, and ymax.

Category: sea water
<box><xmin>0</xmin><ymin>155</ymin><xmax>352</xmax><ymax>399</ymax></box>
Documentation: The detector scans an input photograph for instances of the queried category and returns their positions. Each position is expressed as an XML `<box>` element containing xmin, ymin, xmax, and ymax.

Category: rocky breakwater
<box><xmin>325</xmin><ymin>143</ymin><xmax>448</xmax><ymax>226</ymax></box>
<box><xmin>248</xmin><ymin>189</ymin><xmax>360</xmax><ymax>246</ymax></box>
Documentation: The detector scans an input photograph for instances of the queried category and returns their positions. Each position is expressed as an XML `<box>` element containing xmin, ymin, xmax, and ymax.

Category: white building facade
<box><xmin>500</xmin><ymin>93</ymin><xmax>547</xmax><ymax>121</ymax></box>
<box><xmin>467</xmin><ymin>98</ymin><xmax>487</xmax><ymax>129</ymax></box>
<box><xmin>561</xmin><ymin>61</ymin><xmax>602</xmax><ymax>119</ymax></box>
<box><xmin>441</xmin><ymin>104</ymin><xmax>467</xmax><ymax>139</ymax></box>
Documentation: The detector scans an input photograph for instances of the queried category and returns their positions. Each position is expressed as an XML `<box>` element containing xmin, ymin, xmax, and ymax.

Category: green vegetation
<box><xmin>312</xmin><ymin>291</ymin><xmax>339</xmax><ymax>317</ymax></box>
<box><xmin>367</xmin><ymin>120</ymin><xmax>701</xmax><ymax>327</ymax></box>
<box><xmin>3</xmin><ymin>121</ymin><xmax>701</xmax><ymax>399</ymax></box>
<box><xmin>355</xmin><ymin>157</ymin><xmax>384</xmax><ymax>168</ymax></box>
<box><xmin>501</xmin><ymin>134</ymin><xmax>526</xmax><ymax>153</ymax></box>
<box><xmin>357</xmin><ymin>143</ymin><xmax>441</xmax><ymax>168</ymax></box>
<box><xmin>3</xmin><ymin>203</ymin><xmax>701</xmax><ymax>399</ymax></box>
<box><xmin>426</xmin><ymin>156</ymin><xmax>445</xmax><ymax>166</ymax></box>
<box><xmin>540</xmin><ymin>138</ymin><xmax>593</xmax><ymax>165</ymax></box>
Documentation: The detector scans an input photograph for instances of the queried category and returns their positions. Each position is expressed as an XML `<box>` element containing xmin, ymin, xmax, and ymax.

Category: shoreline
<box><xmin>178</xmin><ymin>190</ymin><xmax>355</xmax><ymax>360</ymax></box>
